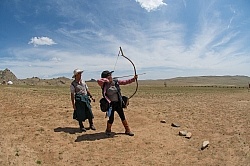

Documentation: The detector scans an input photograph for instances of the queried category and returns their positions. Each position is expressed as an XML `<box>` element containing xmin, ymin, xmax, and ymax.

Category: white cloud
<box><xmin>2</xmin><ymin>0</ymin><xmax>249</xmax><ymax>80</ymax></box>
<box><xmin>135</xmin><ymin>0</ymin><xmax>167</xmax><ymax>12</ymax></box>
<box><xmin>28</xmin><ymin>37</ymin><xmax>57</xmax><ymax>47</ymax></box>
<box><xmin>50</xmin><ymin>57</ymin><xmax>61</xmax><ymax>63</ymax></box>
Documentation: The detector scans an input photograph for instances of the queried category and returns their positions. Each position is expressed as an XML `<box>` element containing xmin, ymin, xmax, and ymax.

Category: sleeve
<box><xmin>103</xmin><ymin>83</ymin><xmax>111</xmax><ymax>103</ymax></box>
<box><xmin>70</xmin><ymin>84</ymin><xmax>75</xmax><ymax>94</ymax></box>
<box><xmin>118</xmin><ymin>77</ymin><xmax>135</xmax><ymax>85</ymax></box>
<box><xmin>85</xmin><ymin>82</ymin><xmax>89</xmax><ymax>90</ymax></box>
<box><xmin>97</xmin><ymin>78</ymin><xmax>110</xmax><ymax>87</ymax></box>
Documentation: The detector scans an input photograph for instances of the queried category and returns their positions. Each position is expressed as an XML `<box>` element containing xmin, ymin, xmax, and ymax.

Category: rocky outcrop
<box><xmin>0</xmin><ymin>68</ymin><xmax>18</xmax><ymax>84</ymax></box>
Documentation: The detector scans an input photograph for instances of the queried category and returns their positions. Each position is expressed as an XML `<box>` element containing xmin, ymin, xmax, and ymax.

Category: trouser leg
<box><xmin>78</xmin><ymin>121</ymin><xmax>86</xmax><ymax>132</ymax></box>
<box><xmin>88</xmin><ymin>118</ymin><xmax>96</xmax><ymax>130</ymax></box>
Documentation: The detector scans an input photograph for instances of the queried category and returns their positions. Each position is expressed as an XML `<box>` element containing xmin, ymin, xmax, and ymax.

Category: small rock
<box><xmin>201</xmin><ymin>141</ymin><xmax>209</xmax><ymax>150</ymax></box>
<box><xmin>171</xmin><ymin>123</ymin><xmax>180</xmax><ymax>127</ymax></box>
<box><xmin>179</xmin><ymin>131</ymin><xmax>187</xmax><ymax>136</ymax></box>
<box><xmin>185</xmin><ymin>132</ymin><xmax>192</xmax><ymax>139</ymax></box>
<box><xmin>160</xmin><ymin>120</ymin><xmax>166</xmax><ymax>123</ymax></box>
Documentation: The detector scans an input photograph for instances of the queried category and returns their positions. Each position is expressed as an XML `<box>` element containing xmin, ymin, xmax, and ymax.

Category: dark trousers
<box><xmin>78</xmin><ymin>118</ymin><xmax>93</xmax><ymax>128</ymax></box>
<box><xmin>108</xmin><ymin>101</ymin><xmax>126</xmax><ymax>124</ymax></box>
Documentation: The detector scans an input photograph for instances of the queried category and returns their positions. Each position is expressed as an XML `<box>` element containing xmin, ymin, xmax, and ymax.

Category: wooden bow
<box><xmin>119</xmin><ymin>47</ymin><xmax>138</xmax><ymax>99</ymax></box>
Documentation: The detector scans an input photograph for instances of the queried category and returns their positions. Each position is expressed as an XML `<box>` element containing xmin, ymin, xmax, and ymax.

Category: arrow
<box><xmin>113</xmin><ymin>72</ymin><xmax>146</xmax><ymax>79</ymax></box>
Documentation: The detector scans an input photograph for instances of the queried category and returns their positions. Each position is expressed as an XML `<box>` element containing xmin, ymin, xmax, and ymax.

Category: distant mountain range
<box><xmin>0</xmin><ymin>68</ymin><xmax>97</xmax><ymax>86</ymax></box>
<box><xmin>143</xmin><ymin>75</ymin><xmax>250</xmax><ymax>87</ymax></box>
<box><xmin>1</xmin><ymin>68</ymin><xmax>249</xmax><ymax>87</ymax></box>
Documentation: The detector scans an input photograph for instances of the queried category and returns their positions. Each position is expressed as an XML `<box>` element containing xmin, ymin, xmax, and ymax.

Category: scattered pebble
<box><xmin>160</xmin><ymin>120</ymin><xmax>166</xmax><ymax>123</ymax></box>
<box><xmin>171</xmin><ymin>123</ymin><xmax>180</xmax><ymax>127</ymax></box>
<box><xmin>179</xmin><ymin>131</ymin><xmax>187</xmax><ymax>136</ymax></box>
<box><xmin>201</xmin><ymin>141</ymin><xmax>209</xmax><ymax>150</ymax></box>
<box><xmin>185</xmin><ymin>132</ymin><xmax>192</xmax><ymax>139</ymax></box>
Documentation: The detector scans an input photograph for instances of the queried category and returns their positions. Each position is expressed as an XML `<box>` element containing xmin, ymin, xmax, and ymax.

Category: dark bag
<box><xmin>100</xmin><ymin>82</ymin><xmax>109</xmax><ymax>112</ymax></box>
<box><xmin>100</xmin><ymin>98</ymin><xmax>109</xmax><ymax>112</ymax></box>
<box><xmin>122</xmin><ymin>96</ymin><xmax>129</xmax><ymax>108</ymax></box>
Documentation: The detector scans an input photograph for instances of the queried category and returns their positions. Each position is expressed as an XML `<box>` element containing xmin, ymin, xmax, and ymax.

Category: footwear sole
<box><xmin>80</xmin><ymin>128</ymin><xmax>86</xmax><ymax>132</ymax></box>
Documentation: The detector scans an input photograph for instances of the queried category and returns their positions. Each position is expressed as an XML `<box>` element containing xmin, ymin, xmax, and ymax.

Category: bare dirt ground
<box><xmin>0</xmin><ymin>83</ymin><xmax>249</xmax><ymax>166</ymax></box>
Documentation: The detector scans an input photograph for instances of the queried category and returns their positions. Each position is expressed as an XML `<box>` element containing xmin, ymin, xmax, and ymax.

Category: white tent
<box><xmin>7</xmin><ymin>81</ymin><xmax>13</xmax><ymax>85</ymax></box>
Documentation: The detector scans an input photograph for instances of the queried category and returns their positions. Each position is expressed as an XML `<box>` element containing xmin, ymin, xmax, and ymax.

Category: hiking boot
<box><xmin>122</xmin><ymin>120</ymin><xmax>134</xmax><ymax>136</ymax></box>
<box><xmin>90</xmin><ymin>125</ymin><xmax>96</xmax><ymax>130</ymax></box>
<box><xmin>78</xmin><ymin>121</ymin><xmax>86</xmax><ymax>132</ymax></box>
<box><xmin>125</xmin><ymin>131</ymin><xmax>134</xmax><ymax>136</ymax></box>
<box><xmin>105</xmin><ymin>121</ymin><xmax>112</xmax><ymax>136</ymax></box>
<box><xmin>105</xmin><ymin>130</ymin><xmax>111</xmax><ymax>136</ymax></box>
<box><xmin>88</xmin><ymin>119</ymin><xmax>96</xmax><ymax>130</ymax></box>
<box><xmin>80</xmin><ymin>127</ymin><xmax>86</xmax><ymax>132</ymax></box>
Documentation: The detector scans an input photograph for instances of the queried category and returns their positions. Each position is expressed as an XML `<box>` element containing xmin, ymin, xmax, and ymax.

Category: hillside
<box><xmin>137</xmin><ymin>76</ymin><xmax>250</xmax><ymax>88</ymax></box>
<box><xmin>0</xmin><ymin>68</ymin><xmax>18</xmax><ymax>83</ymax></box>
<box><xmin>1</xmin><ymin>68</ymin><xmax>249</xmax><ymax>87</ymax></box>
<box><xmin>160</xmin><ymin>75</ymin><xmax>250</xmax><ymax>87</ymax></box>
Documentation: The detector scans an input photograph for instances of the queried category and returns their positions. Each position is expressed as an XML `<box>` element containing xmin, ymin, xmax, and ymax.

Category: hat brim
<box><xmin>72</xmin><ymin>70</ymin><xmax>83</xmax><ymax>78</ymax></box>
<box><xmin>101</xmin><ymin>70</ymin><xmax>114</xmax><ymax>78</ymax></box>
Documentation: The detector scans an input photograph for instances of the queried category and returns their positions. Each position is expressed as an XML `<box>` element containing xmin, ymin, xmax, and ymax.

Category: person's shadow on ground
<box><xmin>54</xmin><ymin>127</ymin><xmax>121</xmax><ymax>141</ymax></box>
<box><xmin>74</xmin><ymin>132</ymin><xmax>119</xmax><ymax>142</ymax></box>
<box><xmin>54</xmin><ymin>127</ymin><xmax>82</xmax><ymax>134</ymax></box>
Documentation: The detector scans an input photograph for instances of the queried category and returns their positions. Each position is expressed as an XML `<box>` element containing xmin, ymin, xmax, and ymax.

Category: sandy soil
<box><xmin>0</xmin><ymin>84</ymin><xmax>249</xmax><ymax>166</ymax></box>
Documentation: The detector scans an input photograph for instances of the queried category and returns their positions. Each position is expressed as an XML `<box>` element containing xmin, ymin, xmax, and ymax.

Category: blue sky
<box><xmin>0</xmin><ymin>0</ymin><xmax>249</xmax><ymax>80</ymax></box>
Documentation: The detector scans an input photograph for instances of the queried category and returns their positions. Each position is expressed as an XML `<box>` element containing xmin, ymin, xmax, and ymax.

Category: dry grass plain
<box><xmin>0</xmin><ymin>80</ymin><xmax>249</xmax><ymax>166</ymax></box>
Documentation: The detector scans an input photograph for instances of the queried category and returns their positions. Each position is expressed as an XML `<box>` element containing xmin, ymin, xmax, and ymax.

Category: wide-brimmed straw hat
<box><xmin>72</xmin><ymin>69</ymin><xmax>83</xmax><ymax>78</ymax></box>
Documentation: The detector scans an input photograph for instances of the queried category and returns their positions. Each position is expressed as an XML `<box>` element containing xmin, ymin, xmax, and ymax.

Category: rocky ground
<box><xmin>0</xmin><ymin>83</ymin><xmax>249</xmax><ymax>166</ymax></box>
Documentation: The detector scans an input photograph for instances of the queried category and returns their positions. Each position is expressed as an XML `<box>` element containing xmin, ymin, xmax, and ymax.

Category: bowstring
<box><xmin>113</xmin><ymin>49</ymin><xmax>121</xmax><ymax>71</ymax></box>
